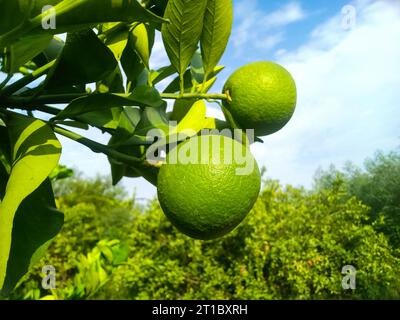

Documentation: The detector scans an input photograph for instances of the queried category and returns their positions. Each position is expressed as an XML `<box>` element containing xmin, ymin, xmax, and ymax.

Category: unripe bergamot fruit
<box><xmin>223</xmin><ymin>61</ymin><xmax>297</xmax><ymax>136</ymax></box>
<box><xmin>157</xmin><ymin>134</ymin><xmax>261</xmax><ymax>240</ymax></box>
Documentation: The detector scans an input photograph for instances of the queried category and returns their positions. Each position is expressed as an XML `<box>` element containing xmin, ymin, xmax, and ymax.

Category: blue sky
<box><xmin>52</xmin><ymin>0</ymin><xmax>400</xmax><ymax>200</ymax></box>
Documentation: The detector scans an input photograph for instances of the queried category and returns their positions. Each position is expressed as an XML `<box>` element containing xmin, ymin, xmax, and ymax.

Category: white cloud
<box><xmin>252</xmin><ymin>0</ymin><xmax>400</xmax><ymax>187</ymax></box>
<box><xmin>232</xmin><ymin>1</ymin><xmax>306</xmax><ymax>52</ymax></box>
<box><xmin>261</xmin><ymin>2</ymin><xmax>306</xmax><ymax>29</ymax></box>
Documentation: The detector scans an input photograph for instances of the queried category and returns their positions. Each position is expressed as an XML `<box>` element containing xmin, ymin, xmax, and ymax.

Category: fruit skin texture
<box><xmin>223</xmin><ymin>61</ymin><xmax>297</xmax><ymax>137</ymax></box>
<box><xmin>157</xmin><ymin>135</ymin><xmax>261</xmax><ymax>240</ymax></box>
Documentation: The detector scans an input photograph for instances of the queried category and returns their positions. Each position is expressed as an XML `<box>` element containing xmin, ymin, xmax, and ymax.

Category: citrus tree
<box><xmin>0</xmin><ymin>0</ymin><xmax>297</xmax><ymax>295</ymax></box>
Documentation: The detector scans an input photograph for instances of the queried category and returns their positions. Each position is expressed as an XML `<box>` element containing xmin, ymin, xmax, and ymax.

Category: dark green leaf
<box><xmin>32</xmin><ymin>36</ymin><xmax>65</xmax><ymax>67</ymax></box>
<box><xmin>130</xmin><ymin>85</ymin><xmax>165</xmax><ymax>109</ymax></box>
<box><xmin>1</xmin><ymin>179</ymin><xmax>64</xmax><ymax>295</ymax></box>
<box><xmin>0</xmin><ymin>113</ymin><xmax>61</xmax><ymax>291</ymax></box>
<box><xmin>2</xmin><ymin>33</ymin><xmax>52</xmax><ymax>73</ymax></box>
<box><xmin>0</xmin><ymin>0</ymin><xmax>167</xmax><ymax>48</ymax></box>
<box><xmin>134</xmin><ymin>107</ymin><xmax>170</xmax><ymax>136</ymax></box>
<box><xmin>150</xmin><ymin>65</ymin><xmax>177</xmax><ymax>86</ymax></box>
<box><xmin>53</xmin><ymin>94</ymin><xmax>129</xmax><ymax>121</ymax></box>
<box><xmin>0</xmin><ymin>0</ymin><xmax>32</xmax><ymax>36</ymax></box>
<box><xmin>190</xmin><ymin>51</ymin><xmax>205</xmax><ymax>84</ymax></box>
<box><xmin>45</xmin><ymin>29</ymin><xmax>117</xmax><ymax>88</ymax></box>
<box><xmin>77</xmin><ymin>108</ymin><xmax>122</xmax><ymax>130</ymax></box>
<box><xmin>32</xmin><ymin>0</ymin><xmax>168</xmax><ymax>31</ymax></box>
<box><xmin>121</xmin><ymin>39</ymin><xmax>145</xmax><ymax>84</ymax></box>
<box><xmin>96</xmin><ymin>66</ymin><xmax>125</xmax><ymax>94</ymax></box>
<box><xmin>54</xmin><ymin>86</ymin><xmax>162</xmax><ymax>121</ymax></box>
<box><xmin>169</xmin><ymin>99</ymin><xmax>196</xmax><ymax>122</ymax></box>
<box><xmin>53</xmin><ymin>120</ymin><xmax>90</xmax><ymax>130</ymax></box>
<box><xmin>163</xmin><ymin>69</ymin><xmax>193</xmax><ymax>93</ymax></box>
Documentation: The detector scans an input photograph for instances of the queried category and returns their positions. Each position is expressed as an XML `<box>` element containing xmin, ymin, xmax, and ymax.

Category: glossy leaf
<box><xmin>0</xmin><ymin>0</ymin><xmax>167</xmax><ymax>48</ymax></box>
<box><xmin>121</xmin><ymin>39</ymin><xmax>145</xmax><ymax>84</ymax></box>
<box><xmin>0</xmin><ymin>113</ymin><xmax>61</xmax><ymax>291</ymax></box>
<box><xmin>0</xmin><ymin>0</ymin><xmax>31</xmax><ymax>36</ymax></box>
<box><xmin>2</xmin><ymin>33</ymin><xmax>53</xmax><ymax>74</ymax></box>
<box><xmin>77</xmin><ymin>108</ymin><xmax>122</xmax><ymax>130</ymax></box>
<box><xmin>1</xmin><ymin>179</ymin><xmax>64</xmax><ymax>295</ymax></box>
<box><xmin>190</xmin><ymin>51</ymin><xmax>205</xmax><ymax>84</ymax></box>
<box><xmin>32</xmin><ymin>36</ymin><xmax>65</xmax><ymax>67</ymax></box>
<box><xmin>105</xmin><ymin>29</ymin><xmax>129</xmax><ymax>61</ymax></box>
<box><xmin>200</xmin><ymin>0</ymin><xmax>233</xmax><ymax>77</ymax></box>
<box><xmin>174</xmin><ymin>99</ymin><xmax>207</xmax><ymax>136</ymax></box>
<box><xmin>130</xmin><ymin>85</ymin><xmax>165</xmax><ymax>109</ymax></box>
<box><xmin>130</xmin><ymin>23</ymin><xmax>155</xmax><ymax>69</ymax></box>
<box><xmin>150</xmin><ymin>65</ymin><xmax>176</xmax><ymax>86</ymax></box>
<box><xmin>107</xmin><ymin>107</ymin><xmax>146</xmax><ymax>185</ymax></box>
<box><xmin>153</xmin><ymin>100</ymin><xmax>207</xmax><ymax>152</ymax></box>
<box><xmin>33</xmin><ymin>0</ymin><xmax>168</xmax><ymax>30</ymax></box>
<box><xmin>169</xmin><ymin>99</ymin><xmax>196</xmax><ymax>122</ymax></box>
<box><xmin>97</xmin><ymin>66</ymin><xmax>125</xmax><ymax>94</ymax></box>
<box><xmin>161</xmin><ymin>0</ymin><xmax>208</xmax><ymax>78</ymax></box>
<box><xmin>54</xmin><ymin>86</ymin><xmax>163</xmax><ymax>120</ymax></box>
<box><xmin>134</xmin><ymin>107</ymin><xmax>170</xmax><ymax>136</ymax></box>
<box><xmin>45</xmin><ymin>29</ymin><xmax>117</xmax><ymax>89</ymax></box>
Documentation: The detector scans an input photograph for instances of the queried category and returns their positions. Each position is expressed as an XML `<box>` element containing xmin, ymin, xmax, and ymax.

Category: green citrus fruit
<box><xmin>223</xmin><ymin>61</ymin><xmax>297</xmax><ymax>136</ymax></box>
<box><xmin>157</xmin><ymin>134</ymin><xmax>261</xmax><ymax>240</ymax></box>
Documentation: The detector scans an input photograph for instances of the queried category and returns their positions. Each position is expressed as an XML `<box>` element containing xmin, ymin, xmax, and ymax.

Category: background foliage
<box><xmin>6</xmin><ymin>150</ymin><xmax>400</xmax><ymax>300</ymax></box>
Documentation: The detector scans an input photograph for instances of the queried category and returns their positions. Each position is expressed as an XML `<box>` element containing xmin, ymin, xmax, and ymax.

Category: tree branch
<box><xmin>0</xmin><ymin>60</ymin><xmax>55</xmax><ymax>98</ymax></box>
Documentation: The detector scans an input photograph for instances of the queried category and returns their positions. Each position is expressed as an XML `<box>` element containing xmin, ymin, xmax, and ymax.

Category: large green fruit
<box><xmin>157</xmin><ymin>135</ymin><xmax>261</xmax><ymax>240</ymax></box>
<box><xmin>223</xmin><ymin>61</ymin><xmax>297</xmax><ymax>137</ymax></box>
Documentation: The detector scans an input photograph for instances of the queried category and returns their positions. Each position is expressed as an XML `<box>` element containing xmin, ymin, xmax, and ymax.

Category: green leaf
<box><xmin>161</xmin><ymin>0</ymin><xmax>208</xmax><ymax>81</ymax></box>
<box><xmin>130</xmin><ymin>85</ymin><xmax>165</xmax><ymax>109</ymax></box>
<box><xmin>32</xmin><ymin>36</ymin><xmax>65</xmax><ymax>67</ymax></box>
<box><xmin>1</xmin><ymin>179</ymin><xmax>64</xmax><ymax>295</ymax></box>
<box><xmin>33</xmin><ymin>0</ymin><xmax>168</xmax><ymax>31</ymax></box>
<box><xmin>2</xmin><ymin>33</ymin><xmax>53</xmax><ymax>74</ymax></box>
<box><xmin>107</xmin><ymin>108</ymin><xmax>144</xmax><ymax>185</ymax></box>
<box><xmin>169</xmin><ymin>99</ymin><xmax>196</xmax><ymax>122</ymax></box>
<box><xmin>54</xmin><ymin>86</ymin><xmax>163</xmax><ymax>120</ymax></box>
<box><xmin>173</xmin><ymin>99</ymin><xmax>207</xmax><ymax>136</ymax></box>
<box><xmin>0</xmin><ymin>126</ymin><xmax>11</xmax><ymax>176</ymax></box>
<box><xmin>105</xmin><ymin>29</ymin><xmax>129</xmax><ymax>61</ymax></box>
<box><xmin>45</xmin><ymin>29</ymin><xmax>117</xmax><ymax>89</ymax></box>
<box><xmin>130</xmin><ymin>23</ymin><xmax>155</xmax><ymax>69</ymax></box>
<box><xmin>115</xmin><ymin>107</ymin><xmax>142</xmax><ymax>140</ymax></box>
<box><xmin>96</xmin><ymin>66</ymin><xmax>125</xmax><ymax>94</ymax></box>
<box><xmin>134</xmin><ymin>107</ymin><xmax>170</xmax><ymax>136</ymax></box>
<box><xmin>0</xmin><ymin>0</ymin><xmax>168</xmax><ymax>48</ymax></box>
<box><xmin>200</xmin><ymin>0</ymin><xmax>233</xmax><ymax>77</ymax></box>
<box><xmin>190</xmin><ymin>51</ymin><xmax>205</xmax><ymax>84</ymax></box>
<box><xmin>164</xmin><ymin>64</ymin><xmax>224</xmax><ymax>94</ymax></box>
<box><xmin>150</xmin><ymin>100</ymin><xmax>207</xmax><ymax>156</ymax></box>
<box><xmin>53</xmin><ymin>120</ymin><xmax>89</xmax><ymax>130</ymax></box>
<box><xmin>121</xmin><ymin>39</ymin><xmax>145</xmax><ymax>84</ymax></box>
<box><xmin>150</xmin><ymin>65</ymin><xmax>177</xmax><ymax>86</ymax></box>
<box><xmin>53</xmin><ymin>94</ymin><xmax>128</xmax><ymax>121</ymax></box>
<box><xmin>0</xmin><ymin>113</ymin><xmax>61</xmax><ymax>291</ymax></box>
<box><xmin>77</xmin><ymin>108</ymin><xmax>123</xmax><ymax>130</ymax></box>
<box><xmin>163</xmin><ymin>69</ymin><xmax>193</xmax><ymax>93</ymax></box>
<box><xmin>0</xmin><ymin>0</ymin><xmax>32</xmax><ymax>36</ymax></box>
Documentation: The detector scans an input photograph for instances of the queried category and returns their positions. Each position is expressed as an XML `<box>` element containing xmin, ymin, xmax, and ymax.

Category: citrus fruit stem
<box><xmin>161</xmin><ymin>92</ymin><xmax>228</xmax><ymax>100</ymax></box>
